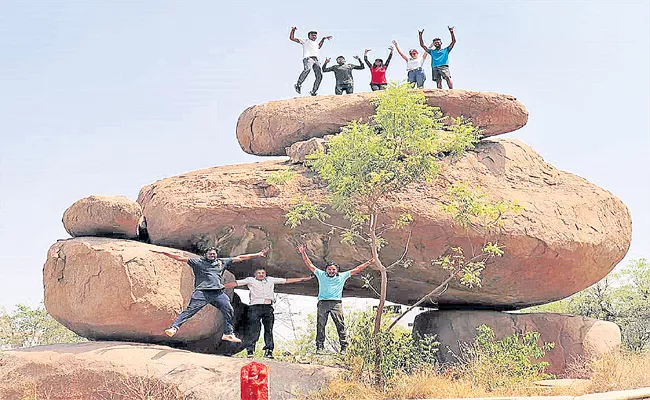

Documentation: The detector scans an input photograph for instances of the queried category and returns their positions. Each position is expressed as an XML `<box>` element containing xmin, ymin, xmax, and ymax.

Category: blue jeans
<box><xmin>171</xmin><ymin>290</ymin><xmax>234</xmax><ymax>335</ymax></box>
<box><xmin>407</xmin><ymin>68</ymin><xmax>426</xmax><ymax>88</ymax></box>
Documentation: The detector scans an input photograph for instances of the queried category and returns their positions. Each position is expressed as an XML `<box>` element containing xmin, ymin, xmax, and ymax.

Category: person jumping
<box><xmin>289</xmin><ymin>27</ymin><xmax>332</xmax><ymax>96</ymax></box>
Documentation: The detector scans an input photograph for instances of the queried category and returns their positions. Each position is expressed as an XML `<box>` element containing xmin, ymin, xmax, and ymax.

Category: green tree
<box><xmin>0</xmin><ymin>303</ymin><xmax>85</xmax><ymax>348</ymax></box>
<box><xmin>286</xmin><ymin>84</ymin><xmax>519</xmax><ymax>382</ymax></box>
<box><xmin>525</xmin><ymin>258</ymin><xmax>650</xmax><ymax>352</ymax></box>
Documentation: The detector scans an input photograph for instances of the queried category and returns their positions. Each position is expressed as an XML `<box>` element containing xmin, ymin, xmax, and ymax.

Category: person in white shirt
<box><xmin>392</xmin><ymin>39</ymin><xmax>429</xmax><ymax>88</ymax></box>
<box><xmin>289</xmin><ymin>27</ymin><xmax>332</xmax><ymax>96</ymax></box>
<box><xmin>225</xmin><ymin>267</ymin><xmax>312</xmax><ymax>358</ymax></box>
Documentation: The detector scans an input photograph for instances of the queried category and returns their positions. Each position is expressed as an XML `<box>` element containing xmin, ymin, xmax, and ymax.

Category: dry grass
<box><xmin>303</xmin><ymin>351</ymin><xmax>650</xmax><ymax>400</ymax></box>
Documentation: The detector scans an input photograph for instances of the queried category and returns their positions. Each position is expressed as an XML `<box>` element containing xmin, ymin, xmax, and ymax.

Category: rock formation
<box><xmin>136</xmin><ymin>138</ymin><xmax>631</xmax><ymax>309</ymax></box>
<box><xmin>237</xmin><ymin>89</ymin><xmax>529</xmax><ymax>156</ymax></box>
<box><xmin>413</xmin><ymin>310</ymin><xmax>621</xmax><ymax>376</ymax></box>
<box><xmin>62</xmin><ymin>195</ymin><xmax>145</xmax><ymax>239</ymax></box>
<box><xmin>0</xmin><ymin>342</ymin><xmax>337</xmax><ymax>400</ymax></box>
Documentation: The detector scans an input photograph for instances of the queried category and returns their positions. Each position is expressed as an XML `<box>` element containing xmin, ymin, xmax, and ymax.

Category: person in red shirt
<box><xmin>363</xmin><ymin>46</ymin><xmax>393</xmax><ymax>91</ymax></box>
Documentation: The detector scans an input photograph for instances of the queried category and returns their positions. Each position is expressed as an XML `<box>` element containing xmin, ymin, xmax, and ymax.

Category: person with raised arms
<box><xmin>321</xmin><ymin>55</ymin><xmax>365</xmax><ymax>95</ymax></box>
<box><xmin>419</xmin><ymin>26</ymin><xmax>456</xmax><ymax>89</ymax></box>
<box><xmin>392</xmin><ymin>39</ymin><xmax>428</xmax><ymax>88</ymax></box>
<box><xmin>363</xmin><ymin>46</ymin><xmax>394</xmax><ymax>91</ymax></box>
<box><xmin>289</xmin><ymin>27</ymin><xmax>332</xmax><ymax>96</ymax></box>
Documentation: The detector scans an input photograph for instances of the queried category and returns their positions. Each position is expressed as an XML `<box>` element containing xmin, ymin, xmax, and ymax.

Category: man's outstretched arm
<box><xmin>283</xmin><ymin>276</ymin><xmax>313</xmax><ymax>284</ymax></box>
<box><xmin>318</xmin><ymin>35</ymin><xmax>332</xmax><ymax>49</ymax></box>
<box><xmin>231</xmin><ymin>248</ymin><xmax>269</xmax><ymax>263</ymax></box>
<box><xmin>448</xmin><ymin>26</ymin><xmax>456</xmax><ymax>51</ymax></box>
<box><xmin>349</xmin><ymin>258</ymin><xmax>374</xmax><ymax>276</ymax></box>
<box><xmin>322</xmin><ymin>58</ymin><xmax>334</xmax><ymax>72</ymax></box>
<box><xmin>289</xmin><ymin>26</ymin><xmax>301</xmax><ymax>43</ymax></box>
<box><xmin>296</xmin><ymin>244</ymin><xmax>318</xmax><ymax>273</ymax></box>
<box><xmin>418</xmin><ymin>29</ymin><xmax>429</xmax><ymax>53</ymax></box>
<box><xmin>150</xmin><ymin>250</ymin><xmax>189</xmax><ymax>263</ymax></box>
<box><xmin>353</xmin><ymin>55</ymin><xmax>365</xmax><ymax>69</ymax></box>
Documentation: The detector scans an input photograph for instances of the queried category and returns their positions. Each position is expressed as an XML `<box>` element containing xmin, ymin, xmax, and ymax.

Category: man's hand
<box><xmin>324</xmin><ymin>35</ymin><xmax>332</xmax><ymax>40</ymax></box>
<box><xmin>448</xmin><ymin>26</ymin><xmax>454</xmax><ymax>32</ymax></box>
<box><xmin>419</xmin><ymin>29</ymin><xmax>425</xmax><ymax>35</ymax></box>
<box><xmin>388</xmin><ymin>46</ymin><xmax>394</xmax><ymax>51</ymax></box>
<box><xmin>364</xmin><ymin>48</ymin><xmax>371</xmax><ymax>55</ymax></box>
<box><xmin>324</xmin><ymin>57</ymin><xmax>331</xmax><ymax>63</ymax></box>
<box><xmin>353</xmin><ymin>55</ymin><xmax>360</xmax><ymax>60</ymax></box>
<box><xmin>296</xmin><ymin>243</ymin><xmax>306</xmax><ymax>254</ymax></box>
<box><xmin>291</xmin><ymin>26</ymin><xmax>297</xmax><ymax>31</ymax></box>
<box><xmin>259</xmin><ymin>248</ymin><xmax>270</xmax><ymax>257</ymax></box>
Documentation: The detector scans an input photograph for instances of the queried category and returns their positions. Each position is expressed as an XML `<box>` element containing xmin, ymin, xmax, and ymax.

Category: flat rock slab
<box><xmin>43</xmin><ymin>237</ymin><xmax>242</xmax><ymax>348</ymax></box>
<box><xmin>413</xmin><ymin>310</ymin><xmax>621</xmax><ymax>376</ymax></box>
<box><xmin>0</xmin><ymin>342</ymin><xmax>338</xmax><ymax>400</ymax></box>
<box><xmin>137</xmin><ymin>138</ymin><xmax>631</xmax><ymax>309</ymax></box>
<box><xmin>62</xmin><ymin>195</ymin><xmax>144</xmax><ymax>239</ymax></box>
<box><xmin>237</xmin><ymin>89</ymin><xmax>529</xmax><ymax>156</ymax></box>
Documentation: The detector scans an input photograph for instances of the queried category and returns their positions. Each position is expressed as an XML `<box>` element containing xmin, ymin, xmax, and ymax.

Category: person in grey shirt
<box><xmin>322</xmin><ymin>55</ymin><xmax>365</xmax><ymax>95</ymax></box>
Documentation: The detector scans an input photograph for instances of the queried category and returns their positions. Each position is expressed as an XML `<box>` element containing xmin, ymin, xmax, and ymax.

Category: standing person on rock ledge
<box><xmin>296</xmin><ymin>243</ymin><xmax>373</xmax><ymax>354</ymax></box>
<box><xmin>289</xmin><ymin>27</ymin><xmax>332</xmax><ymax>96</ymax></box>
<box><xmin>419</xmin><ymin>26</ymin><xmax>456</xmax><ymax>89</ymax></box>
<box><xmin>392</xmin><ymin>39</ymin><xmax>428</xmax><ymax>88</ymax></box>
<box><xmin>224</xmin><ymin>267</ymin><xmax>313</xmax><ymax>359</ymax></box>
<box><xmin>363</xmin><ymin>47</ymin><xmax>394</xmax><ymax>91</ymax></box>
<box><xmin>322</xmin><ymin>55</ymin><xmax>365</xmax><ymax>95</ymax></box>
<box><xmin>150</xmin><ymin>247</ymin><xmax>269</xmax><ymax>343</ymax></box>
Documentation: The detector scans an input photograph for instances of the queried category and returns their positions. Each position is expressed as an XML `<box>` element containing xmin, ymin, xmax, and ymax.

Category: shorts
<box><xmin>432</xmin><ymin>65</ymin><xmax>451</xmax><ymax>81</ymax></box>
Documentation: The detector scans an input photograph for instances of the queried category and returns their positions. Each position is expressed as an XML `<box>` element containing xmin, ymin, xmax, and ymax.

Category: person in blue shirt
<box><xmin>419</xmin><ymin>26</ymin><xmax>456</xmax><ymax>89</ymax></box>
<box><xmin>296</xmin><ymin>243</ymin><xmax>373</xmax><ymax>353</ymax></box>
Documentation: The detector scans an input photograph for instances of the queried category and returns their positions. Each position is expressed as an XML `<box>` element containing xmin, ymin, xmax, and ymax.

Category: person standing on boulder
<box><xmin>419</xmin><ymin>26</ymin><xmax>456</xmax><ymax>89</ymax></box>
<box><xmin>296</xmin><ymin>243</ymin><xmax>373</xmax><ymax>353</ymax></box>
<box><xmin>151</xmin><ymin>247</ymin><xmax>269</xmax><ymax>343</ymax></box>
<box><xmin>363</xmin><ymin>47</ymin><xmax>393</xmax><ymax>91</ymax></box>
<box><xmin>289</xmin><ymin>27</ymin><xmax>332</xmax><ymax>96</ymax></box>
<box><xmin>224</xmin><ymin>268</ymin><xmax>313</xmax><ymax>359</ymax></box>
<box><xmin>321</xmin><ymin>55</ymin><xmax>365</xmax><ymax>95</ymax></box>
<box><xmin>392</xmin><ymin>39</ymin><xmax>428</xmax><ymax>88</ymax></box>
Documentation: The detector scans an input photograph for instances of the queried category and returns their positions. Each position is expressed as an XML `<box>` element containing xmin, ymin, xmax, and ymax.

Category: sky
<box><xmin>0</xmin><ymin>1</ymin><xmax>648</xmax><ymax>311</ymax></box>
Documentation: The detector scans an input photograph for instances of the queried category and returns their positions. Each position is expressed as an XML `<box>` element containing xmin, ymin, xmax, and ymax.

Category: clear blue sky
<box><xmin>0</xmin><ymin>1</ymin><xmax>648</xmax><ymax>310</ymax></box>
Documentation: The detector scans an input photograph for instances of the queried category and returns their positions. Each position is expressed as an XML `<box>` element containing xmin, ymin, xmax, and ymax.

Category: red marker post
<box><xmin>241</xmin><ymin>361</ymin><xmax>270</xmax><ymax>400</ymax></box>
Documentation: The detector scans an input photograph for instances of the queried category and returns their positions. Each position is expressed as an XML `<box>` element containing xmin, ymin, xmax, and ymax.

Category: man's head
<box><xmin>374</xmin><ymin>58</ymin><xmax>384</xmax><ymax>67</ymax></box>
<box><xmin>205</xmin><ymin>247</ymin><xmax>219</xmax><ymax>261</ymax></box>
<box><xmin>432</xmin><ymin>38</ymin><xmax>442</xmax><ymax>49</ymax></box>
<box><xmin>308</xmin><ymin>31</ymin><xmax>318</xmax><ymax>41</ymax></box>
<box><xmin>325</xmin><ymin>262</ymin><xmax>339</xmax><ymax>277</ymax></box>
<box><xmin>336</xmin><ymin>56</ymin><xmax>345</xmax><ymax>65</ymax></box>
<box><xmin>409</xmin><ymin>49</ymin><xmax>419</xmax><ymax>59</ymax></box>
<box><xmin>254</xmin><ymin>267</ymin><xmax>267</xmax><ymax>280</ymax></box>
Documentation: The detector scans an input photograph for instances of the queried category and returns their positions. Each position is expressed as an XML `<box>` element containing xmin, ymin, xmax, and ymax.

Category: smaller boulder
<box><xmin>63</xmin><ymin>195</ymin><xmax>144</xmax><ymax>239</ymax></box>
<box><xmin>286</xmin><ymin>137</ymin><xmax>327</xmax><ymax>164</ymax></box>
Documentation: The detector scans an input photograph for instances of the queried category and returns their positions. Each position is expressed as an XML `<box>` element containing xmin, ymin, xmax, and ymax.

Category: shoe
<box><xmin>247</xmin><ymin>351</ymin><xmax>254</xmax><ymax>358</ymax></box>
<box><xmin>294</xmin><ymin>84</ymin><xmax>301</xmax><ymax>94</ymax></box>
<box><xmin>221</xmin><ymin>334</ymin><xmax>242</xmax><ymax>343</ymax></box>
<box><xmin>315</xmin><ymin>348</ymin><xmax>325</xmax><ymax>355</ymax></box>
<box><xmin>340</xmin><ymin>346</ymin><xmax>347</xmax><ymax>354</ymax></box>
<box><xmin>164</xmin><ymin>327</ymin><xmax>178</xmax><ymax>337</ymax></box>
<box><xmin>309</xmin><ymin>90</ymin><xmax>317</xmax><ymax>96</ymax></box>
<box><xmin>264</xmin><ymin>349</ymin><xmax>274</xmax><ymax>359</ymax></box>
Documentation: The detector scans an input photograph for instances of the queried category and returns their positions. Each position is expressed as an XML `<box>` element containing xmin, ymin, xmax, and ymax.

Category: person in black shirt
<box><xmin>151</xmin><ymin>247</ymin><xmax>268</xmax><ymax>342</ymax></box>
<box><xmin>322</xmin><ymin>55</ymin><xmax>365</xmax><ymax>95</ymax></box>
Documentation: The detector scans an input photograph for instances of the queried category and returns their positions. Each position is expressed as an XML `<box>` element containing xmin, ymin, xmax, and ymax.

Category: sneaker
<box><xmin>164</xmin><ymin>327</ymin><xmax>178</xmax><ymax>337</ymax></box>
<box><xmin>294</xmin><ymin>84</ymin><xmax>301</xmax><ymax>94</ymax></box>
<box><xmin>247</xmin><ymin>351</ymin><xmax>254</xmax><ymax>358</ymax></box>
<box><xmin>264</xmin><ymin>349</ymin><xmax>274</xmax><ymax>359</ymax></box>
<box><xmin>340</xmin><ymin>346</ymin><xmax>347</xmax><ymax>354</ymax></box>
<box><xmin>315</xmin><ymin>348</ymin><xmax>325</xmax><ymax>355</ymax></box>
<box><xmin>309</xmin><ymin>90</ymin><xmax>317</xmax><ymax>96</ymax></box>
<box><xmin>221</xmin><ymin>334</ymin><xmax>242</xmax><ymax>343</ymax></box>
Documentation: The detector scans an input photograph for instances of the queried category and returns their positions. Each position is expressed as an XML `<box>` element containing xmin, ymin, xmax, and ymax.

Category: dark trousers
<box><xmin>370</xmin><ymin>83</ymin><xmax>388</xmax><ymax>91</ymax></box>
<box><xmin>171</xmin><ymin>289</ymin><xmax>234</xmax><ymax>335</ymax></box>
<box><xmin>245</xmin><ymin>304</ymin><xmax>275</xmax><ymax>352</ymax></box>
<box><xmin>297</xmin><ymin>56</ymin><xmax>323</xmax><ymax>93</ymax></box>
<box><xmin>316</xmin><ymin>300</ymin><xmax>347</xmax><ymax>350</ymax></box>
<box><xmin>335</xmin><ymin>82</ymin><xmax>354</xmax><ymax>95</ymax></box>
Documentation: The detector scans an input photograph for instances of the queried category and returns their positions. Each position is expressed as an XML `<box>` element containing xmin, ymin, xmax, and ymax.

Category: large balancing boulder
<box><xmin>43</xmin><ymin>237</ymin><xmax>241</xmax><ymax>347</ymax></box>
<box><xmin>412</xmin><ymin>310</ymin><xmax>621</xmax><ymax>376</ymax></box>
<box><xmin>62</xmin><ymin>195</ymin><xmax>145</xmax><ymax>239</ymax></box>
<box><xmin>236</xmin><ymin>89</ymin><xmax>528</xmax><ymax>156</ymax></box>
<box><xmin>137</xmin><ymin>138</ymin><xmax>631</xmax><ymax>309</ymax></box>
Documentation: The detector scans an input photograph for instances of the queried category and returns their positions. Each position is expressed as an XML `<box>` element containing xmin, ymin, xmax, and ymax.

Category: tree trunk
<box><xmin>369</xmin><ymin>211</ymin><xmax>387</xmax><ymax>385</ymax></box>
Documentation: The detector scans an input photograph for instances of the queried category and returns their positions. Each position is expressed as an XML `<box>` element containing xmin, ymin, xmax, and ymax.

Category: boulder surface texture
<box><xmin>412</xmin><ymin>310</ymin><xmax>621</xmax><ymax>376</ymax></box>
<box><xmin>62</xmin><ymin>195</ymin><xmax>144</xmax><ymax>239</ymax></box>
<box><xmin>137</xmin><ymin>138</ymin><xmax>631</xmax><ymax>309</ymax></box>
<box><xmin>237</xmin><ymin>89</ymin><xmax>529</xmax><ymax>156</ymax></box>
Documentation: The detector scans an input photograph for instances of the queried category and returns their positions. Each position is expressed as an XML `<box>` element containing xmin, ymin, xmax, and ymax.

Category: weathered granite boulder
<box><xmin>62</xmin><ymin>195</ymin><xmax>145</xmax><ymax>239</ymax></box>
<box><xmin>136</xmin><ymin>138</ymin><xmax>632</xmax><ymax>309</ymax></box>
<box><xmin>0</xmin><ymin>342</ymin><xmax>338</xmax><ymax>400</ymax></box>
<box><xmin>236</xmin><ymin>89</ymin><xmax>528</xmax><ymax>156</ymax></box>
<box><xmin>412</xmin><ymin>310</ymin><xmax>621</xmax><ymax>376</ymax></box>
<box><xmin>43</xmin><ymin>237</ymin><xmax>244</xmax><ymax>350</ymax></box>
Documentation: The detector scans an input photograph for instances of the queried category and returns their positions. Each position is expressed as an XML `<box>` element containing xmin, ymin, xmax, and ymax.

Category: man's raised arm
<box><xmin>349</xmin><ymin>258</ymin><xmax>374</xmax><ymax>276</ymax></box>
<box><xmin>289</xmin><ymin>26</ymin><xmax>301</xmax><ymax>43</ymax></box>
<box><xmin>318</xmin><ymin>35</ymin><xmax>332</xmax><ymax>49</ymax></box>
<box><xmin>149</xmin><ymin>250</ymin><xmax>189</xmax><ymax>263</ymax></box>
<box><xmin>418</xmin><ymin>29</ymin><xmax>429</xmax><ymax>53</ymax></box>
<box><xmin>283</xmin><ymin>276</ymin><xmax>313</xmax><ymax>284</ymax></box>
<box><xmin>447</xmin><ymin>26</ymin><xmax>456</xmax><ymax>51</ymax></box>
<box><xmin>231</xmin><ymin>248</ymin><xmax>269</xmax><ymax>263</ymax></box>
<box><xmin>296</xmin><ymin>244</ymin><xmax>318</xmax><ymax>273</ymax></box>
<box><xmin>353</xmin><ymin>55</ymin><xmax>365</xmax><ymax>69</ymax></box>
